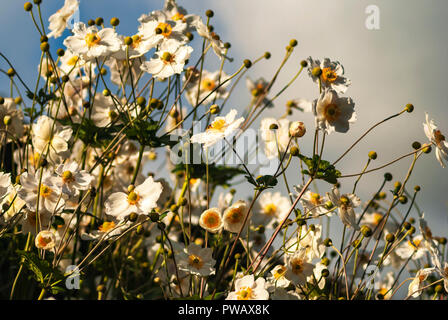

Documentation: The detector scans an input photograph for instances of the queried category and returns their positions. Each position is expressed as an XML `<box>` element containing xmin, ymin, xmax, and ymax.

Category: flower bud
<box><xmin>384</xmin><ymin>172</ymin><xmax>393</xmax><ymax>181</ymax></box>
<box><xmin>311</xmin><ymin>67</ymin><xmax>322</xmax><ymax>77</ymax></box>
<box><xmin>368</xmin><ymin>151</ymin><xmax>377</xmax><ymax>160</ymax></box>
<box><xmin>3</xmin><ymin>115</ymin><xmax>12</xmax><ymax>126</ymax></box>
<box><xmin>324</xmin><ymin>238</ymin><xmax>333</xmax><ymax>247</ymax></box>
<box><xmin>264</xmin><ymin>51</ymin><xmax>271</xmax><ymax>59</ymax></box>
<box><xmin>33</xmin><ymin>0</ymin><xmax>42</xmax><ymax>4</ymax></box>
<box><xmin>321</xmin><ymin>257</ymin><xmax>330</xmax><ymax>266</ymax></box>
<box><xmin>386</xmin><ymin>233</ymin><xmax>395</xmax><ymax>243</ymax></box>
<box><xmin>269</xmin><ymin>123</ymin><xmax>278</xmax><ymax>130</ymax></box>
<box><xmin>40</xmin><ymin>42</ymin><xmax>50</xmax><ymax>52</ymax></box>
<box><xmin>289</xmin><ymin>39</ymin><xmax>298</xmax><ymax>47</ymax></box>
<box><xmin>14</xmin><ymin>97</ymin><xmax>22</xmax><ymax>105</ymax></box>
<box><xmin>361</xmin><ymin>225</ymin><xmax>373</xmax><ymax>238</ymax></box>
<box><xmin>414</xmin><ymin>185</ymin><xmax>421</xmax><ymax>192</ymax></box>
<box><xmin>403</xmin><ymin>222</ymin><xmax>411</xmax><ymax>230</ymax></box>
<box><xmin>352</xmin><ymin>239</ymin><xmax>362</xmax><ymax>249</ymax></box>
<box><xmin>243</xmin><ymin>59</ymin><xmax>252</xmax><ymax>68</ymax></box>
<box><xmin>124</xmin><ymin>36</ymin><xmax>133</xmax><ymax>46</ymax></box>
<box><xmin>24</xmin><ymin>2</ymin><xmax>33</xmax><ymax>11</ymax></box>
<box><xmin>398</xmin><ymin>195</ymin><xmax>408</xmax><ymax>204</ymax></box>
<box><xmin>135</xmin><ymin>225</ymin><xmax>144</xmax><ymax>235</ymax></box>
<box><xmin>129</xmin><ymin>212</ymin><xmax>138</xmax><ymax>222</ymax></box>
<box><xmin>186</xmin><ymin>32</ymin><xmax>194</xmax><ymax>41</ymax></box>
<box><xmin>205</xmin><ymin>9</ymin><xmax>214</xmax><ymax>17</ymax></box>
<box><xmin>57</xmin><ymin>48</ymin><xmax>65</xmax><ymax>57</ymax></box>
<box><xmin>405</xmin><ymin>103</ymin><xmax>414</xmax><ymax>113</ymax></box>
<box><xmin>422</xmin><ymin>144</ymin><xmax>432</xmax><ymax>154</ymax></box>
<box><xmin>321</xmin><ymin>269</ymin><xmax>330</xmax><ymax>278</ymax></box>
<box><xmin>7</xmin><ymin>68</ymin><xmax>16</xmax><ymax>77</ymax></box>
<box><xmin>0</xmin><ymin>97</ymin><xmax>4</xmax><ymax>104</ymax></box>
<box><xmin>289</xmin><ymin>121</ymin><xmax>306</xmax><ymax>138</ymax></box>
<box><xmin>210</xmin><ymin>104</ymin><xmax>220</xmax><ymax>114</ymax></box>
<box><xmin>87</xmin><ymin>19</ymin><xmax>95</xmax><ymax>26</ymax></box>
<box><xmin>290</xmin><ymin>146</ymin><xmax>300</xmax><ymax>157</ymax></box>
<box><xmin>300</xmin><ymin>60</ymin><xmax>308</xmax><ymax>68</ymax></box>
<box><xmin>95</xmin><ymin>17</ymin><xmax>104</xmax><ymax>26</ymax></box>
<box><xmin>102</xmin><ymin>89</ymin><xmax>111</xmax><ymax>97</ymax></box>
<box><xmin>438</xmin><ymin>237</ymin><xmax>447</xmax><ymax>245</ymax></box>
<box><xmin>110</xmin><ymin>17</ymin><xmax>120</xmax><ymax>27</ymax></box>
<box><xmin>136</xmin><ymin>96</ymin><xmax>146</xmax><ymax>107</ymax></box>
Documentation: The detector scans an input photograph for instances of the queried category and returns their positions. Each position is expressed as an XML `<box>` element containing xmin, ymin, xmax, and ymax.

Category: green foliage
<box><xmin>298</xmin><ymin>154</ymin><xmax>341</xmax><ymax>184</ymax></box>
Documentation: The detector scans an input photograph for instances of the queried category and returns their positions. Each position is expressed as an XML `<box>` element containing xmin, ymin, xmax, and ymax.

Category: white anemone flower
<box><xmin>47</xmin><ymin>0</ymin><xmax>79</xmax><ymax>39</ymax></box>
<box><xmin>193</xmin><ymin>17</ymin><xmax>230</xmax><ymax>61</ymax></box>
<box><xmin>0</xmin><ymin>172</ymin><xmax>12</xmax><ymax>202</ymax></box>
<box><xmin>260</xmin><ymin>118</ymin><xmax>292</xmax><ymax>159</ymax></box>
<box><xmin>226</xmin><ymin>275</ymin><xmax>269</xmax><ymax>300</ymax></box>
<box><xmin>222</xmin><ymin>200</ymin><xmax>249</xmax><ymax>233</ymax></box>
<box><xmin>296</xmin><ymin>185</ymin><xmax>331</xmax><ymax>218</ymax></box>
<box><xmin>63</xmin><ymin>22</ymin><xmax>121</xmax><ymax>61</ymax></box>
<box><xmin>285</xmin><ymin>248</ymin><xmax>315</xmax><ymax>286</ymax></box>
<box><xmin>19</xmin><ymin>169</ymin><xmax>65</xmax><ymax>213</ymax></box>
<box><xmin>138</xmin><ymin>10</ymin><xmax>187</xmax><ymax>45</ymax></box>
<box><xmin>307</xmin><ymin>57</ymin><xmax>351</xmax><ymax>93</ymax></box>
<box><xmin>190</xmin><ymin>109</ymin><xmax>244</xmax><ymax>149</ymax></box>
<box><xmin>32</xmin><ymin>115</ymin><xmax>72</xmax><ymax>164</ymax></box>
<box><xmin>162</xmin><ymin>0</ymin><xmax>199</xmax><ymax>33</ymax></box>
<box><xmin>35</xmin><ymin>230</ymin><xmax>57</xmax><ymax>251</ymax></box>
<box><xmin>199</xmin><ymin>208</ymin><xmax>223</xmax><ymax>233</ymax></box>
<box><xmin>90</xmin><ymin>94</ymin><xmax>121</xmax><ymax>127</ymax></box>
<box><xmin>267</xmin><ymin>265</ymin><xmax>290</xmax><ymax>288</ymax></box>
<box><xmin>395</xmin><ymin>234</ymin><xmax>428</xmax><ymax>260</ymax></box>
<box><xmin>313</xmin><ymin>89</ymin><xmax>356</xmax><ymax>134</ymax></box>
<box><xmin>176</xmin><ymin>243</ymin><xmax>215</xmax><ymax>277</ymax></box>
<box><xmin>185</xmin><ymin>70</ymin><xmax>230</xmax><ymax>106</ymax></box>
<box><xmin>104</xmin><ymin>176</ymin><xmax>163</xmax><ymax>221</ymax></box>
<box><xmin>327</xmin><ymin>186</ymin><xmax>361</xmax><ymax>230</ymax></box>
<box><xmin>140</xmin><ymin>39</ymin><xmax>192</xmax><ymax>79</ymax></box>
<box><xmin>55</xmin><ymin>161</ymin><xmax>93</xmax><ymax>197</ymax></box>
<box><xmin>423</xmin><ymin>113</ymin><xmax>448</xmax><ymax>168</ymax></box>
<box><xmin>253</xmin><ymin>192</ymin><xmax>290</xmax><ymax>227</ymax></box>
<box><xmin>20</xmin><ymin>209</ymin><xmax>51</xmax><ymax>235</ymax></box>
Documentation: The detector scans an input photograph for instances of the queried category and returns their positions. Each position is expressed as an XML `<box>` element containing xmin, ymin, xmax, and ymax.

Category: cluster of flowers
<box><xmin>0</xmin><ymin>0</ymin><xmax>447</xmax><ymax>300</ymax></box>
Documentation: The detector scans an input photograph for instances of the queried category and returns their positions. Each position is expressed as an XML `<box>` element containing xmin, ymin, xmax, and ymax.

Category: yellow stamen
<box><xmin>236</xmin><ymin>287</ymin><xmax>253</xmax><ymax>300</ymax></box>
<box><xmin>323</xmin><ymin>103</ymin><xmax>341</xmax><ymax>122</ymax></box>
<box><xmin>40</xmin><ymin>185</ymin><xmax>53</xmax><ymax>198</ymax></box>
<box><xmin>321</xmin><ymin>67</ymin><xmax>338</xmax><ymax>83</ymax></box>
<box><xmin>206</xmin><ymin>118</ymin><xmax>227</xmax><ymax>133</ymax></box>
<box><xmin>156</xmin><ymin>22</ymin><xmax>173</xmax><ymax>37</ymax></box>
<box><xmin>188</xmin><ymin>254</ymin><xmax>204</xmax><ymax>269</ymax></box>
<box><xmin>263</xmin><ymin>203</ymin><xmax>277</xmax><ymax>216</ymax></box>
<box><xmin>127</xmin><ymin>191</ymin><xmax>140</xmax><ymax>205</ymax></box>
<box><xmin>85</xmin><ymin>33</ymin><xmax>101</xmax><ymax>48</ymax></box>
<box><xmin>99</xmin><ymin>221</ymin><xmax>116</xmax><ymax>232</ymax></box>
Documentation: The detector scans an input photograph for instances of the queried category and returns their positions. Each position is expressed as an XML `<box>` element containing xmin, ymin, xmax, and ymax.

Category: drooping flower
<box><xmin>176</xmin><ymin>243</ymin><xmax>215</xmax><ymax>277</ymax></box>
<box><xmin>32</xmin><ymin>115</ymin><xmax>72</xmax><ymax>164</ymax></box>
<box><xmin>307</xmin><ymin>57</ymin><xmax>351</xmax><ymax>93</ymax></box>
<box><xmin>226</xmin><ymin>275</ymin><xmax>269</xmax><ymax>300</ymax></box>
<box><xmin>313</xmin><ymin>89</ymin><xmax>356</xmax><ymax>134</ymax></box>
<box><xmin>20</xmin><ymin>209</ymin><xmax>51</xmax><ymax>235</ymax></box>
<box><xmin>104</xmin><ymin>176</ymin><xmax>163</xmax><ymax>221</ymax></box>
<box><xmin>326</xmin><ymin>186</ymin><xmax>360</xmax><ymax>230</ymax></box>
<box><xmin>408</xmin><ymin>268</ymin><xmax>434</xmax><ymax>298</ymax></box>
<box><xmin>140</xmin><ymin>39</ymin><xmax>193</xmax><ymax>79</ymax></box>
<box><xmin>35</xmin><ymin>230</ymin><xmax>57</xmax><ymax>251</ymax></box>
<box><xmin>221</xmin><ymin>200</ymin><xmax>249</xmax><ymax>233</ymax></box>
<box><xmin>47</xmin><ymin>0</ymin><xmax>79</xmax><ymax>39</ymax></box>
<box><xmin>199</xmin><ymin>208</ymin><xmax>223</xmax><ymax>233</ymax></box>
<box><xmin>260</xmin><ymin>118</ymin><xmax>292</xmax><ymax>159</ymax></box>
<box><xmin>190</xmin><ymin>109</ymin><xmax>244</xmax><ymax>148</ymax></box>
<box><xmin>423</xmin><ymin>113</ymin><xmax>448</xmax><ymax>168</ymax></box>
<box><xmin>193</xmin><ymin>17</ymin><xmax>230</xmax><ymax>60</ymax></box>
<box><xmin>63</xmin><ymin>22</ymin><xmax>121</xmax><ymax>61</ymax></box>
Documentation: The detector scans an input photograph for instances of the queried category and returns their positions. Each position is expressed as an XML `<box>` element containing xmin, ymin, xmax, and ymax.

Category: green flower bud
<box><xmin>102</xmin><ymin>89</ymin><xmax>111</xmax><ymax>97</ymax></box>
<box><xmin>412</xmin><ymin>141</ymin><xmax>421</xmax><ymax>150</ymax></box>
<box><xmin>210</xmin><ymin>104</ymin><xmax>220</xmax><ymax>114</ymax></box>
<box><xmin>110</xmin><ymin>17</ymin><xmax>120</xmax><ymax>27</ymax></box>
<box><xmin>405</xmin><ymin>103</ymin><xmax>414</xmax><ymax>113</ymax></box>
<box><xmin>297</xmin><ymin>219</ymin><xmax>306</xmax><ymax>226</ymax></box>
<box><xmin>179</xmin><ymin>197</ymin><xmax>188</xmax><ymax>207</ymax></box>
<box><xmin>264</xmin><ymin>51</ymin><xmax>271</xmax><ymax>59</ymax></box>
<box><xmin>368</xmin><ymin>151</ymin><xmax>377</xmax><ymax>160</ymax></box>
<box><xmin>57</xmin><ymin>48</ymin><xmax>65</xmax><ymax>57</ymax></box>
<box><xmin>438</xmin><ymin>237</ymin><xmax>447</xmax><ymax>245</ymax></box>
<box><xmin>124</xmin><ymin>36</ymin><xmax>133</xmax><ymax>46</ymax></box>
<box><xmin>243</xmin><ymin>59</ymin><xmax>252</xmax><ymax>68</ymax></box>
<box><xmin>269</xmin><ymin>123</ymin><xmax>278</xmax><ymax>130</ymax></box>
<box><xmin>87</xmin><ymin>19</ymin><xmax>95</xmax><ymax>26</ymax></box>
<box><xmin>409</xmin><ymin>217</ymin><xmax>415</xmax><ymax>224</ymax></box>
<box><xmin>157</xmin><ymin>222</ymin><xmax>166</xmax><ymax>231</ymax></box>
<box><xmin>361</xmin><ymin>225</ymin><xmax>373</xmax><ymax>238</ymax></box>
<box><xmin>40</xmin><ymin>42</ymin><xmax>50</xmax><ymax>52</ymax></box>
<box><xmin>186</xmin><ymin>32</ymin><xmax>194</xmax><ymax>41</ymax></box>
<box><xmin>321</xmin><ymin>269</ymin><xmax>330</xmax><ymax>278</ymax></box>
<box><xmin>170</xmin><ymin>204</ymin><xmax>178</xmax><ymax>212</ymax></box>
<box><xmin>289</xmin><ymin>39</ymin><xmax>298</xmax><ymax>47</ymax></box>
<box><xmin>0</xmin><ymin>97</ymin><xmax>4</xmax><ymax>105</ymax></box>
<box><xmin>398</xmin><ymin>195</ymin><xmax>408</xmax><ymax>204</ymax></box>
<box><xmin>7</xmin><ymin>68</ymin><xmax>16</xmax><ymax>77</ymax></box>
<box><xmin>422</xmin><ymin>144</ymin><xmax>432</xmax><ymax>154</ymax></box>
<box><xmin>3</xmin><ymin>115</ymin><xmax>12</xmax><ymax>126</ymax></box>
<box><xmin>300</xmin><ymin>60</ymin><xmax>308</xmax><ymax>68</ymax></box>
<box><xmin>409</xmin><ymin>226</ymin><xmax>416</xmax><ymax>234</ymax></box>
<box><xmin>95</xmin><ymin>17</ymin><xmax>104</xmax><ymax>26</ymax></box>
<box><xmin>129</xmin><ymin>212</ymin><xmax>138</xmax><ymax>222</ymax></box>
<box><xmin>403</xmin><ymin>222</ymin><xmax>411</xmax><ymax>230</ymax></box>
<box><xmin>290</xmin><ymin>146</ymin><xmax>300</xmax><ymax>157</ymax></box>
<box><xmin>311</xmin><ymin>66</ymin><xmax>322</xmax><ymax>77</ymax></box>
<box><xmin>414</xmin><ymin>185</ymin><xmax>421</xmax><ymax>192</ymax></box>
<box><xmin>33</xmin><ymin>0</ymin><xmax>42</xmax><ymax>4</ymax></box>
<box><xmin>384</xmin><ymin>172</ymin><xmax>393</xmax><ymax>181</ymax></box>
<box><xmin>100</xmin><ymin>68</ymin><xmax>107</xmax><ymax>76</ymax></box>
<box><xmin>234</xmin><ymin>253</ymin><xmax>241</xmax><ymax>260</ymax></box>
<box><xmin>136</xmin><ymin>96</ymin><xmax>146</xmax><ymax>107</ymax></box>
<box><xmin>224</xmin><ymin>42</ymin><xmax>231</xmax><ymax>49</ymax></box>
<box><xmin>40</xmin><ymin>35</ymin><xmax>48</xmax><ymax>43</ymax></box>
<box><xmin>205</xmin><ymin>9</ymin><xmax>214</xmax><ymax>17</ymax></box>
<box><xmin>352</xmin><ymin>239</ymin><xmax>362</xmax><ymax>249</ymax></box>
<box><xmin>24</xmin><ymin>2</ymin><xmax>33</xmax><ymax>11</ymax></box>
<box><xmin>96</xmin><ymin>284</ymin><xmax>105</xmax><ymax>292</ymax></box>
<box><xmin>386</xmin><ymin>233</ymin><xmax>395</xmax><ymax>243</ymax></box>
<box><xmin>14</xmin><ymin>97</ymin><xmax>22</xmax><ymax>105</ymax></box>
<box><xmin>230</xmin><ymin>188</ymin><xmax>236</xmax><ymax>195</ymax></box>
<box><xmin>321</xmin><ymin>257</ymin><xmax>330</xmax><ymax>266</ymax></box>
<box><xmin>324</xmin><ymin>238</ymin><xmax>333</xmax><ymax>247</ymax></box>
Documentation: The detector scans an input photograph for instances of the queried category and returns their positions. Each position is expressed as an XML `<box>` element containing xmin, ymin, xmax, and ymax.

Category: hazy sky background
<box><xmin>0</xmin><ymin>0</ymin><xmax>447</xmax><ymax>257</ymax></box>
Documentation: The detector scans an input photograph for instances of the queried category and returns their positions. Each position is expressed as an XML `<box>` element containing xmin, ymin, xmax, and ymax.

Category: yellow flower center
<box><xmin>67</xmin><ymin>56</ymin><xmax>79</xmax><ymax>66</ymax></box>
<box><xmin>62</xmin><ymin>170</ymin><xmax>75</xmax><ymax>184</ymax></box>
<box><xmin>156</xmin><ymin>22</ymin><xmax>173</xmax><ymax>37</ymax></box>
<box><xmin>434</xmin><ymin>130</ymin><xmax>446</xmax><ymax>146</ymax></box>
<box><xmin>408</xmin><ymin>239</ymin><xmax>422</xmax><ymax>249</ymax></box>
<box><xmin>40</xmin><ymin>185</ymin><xmax>53</xmax><ymax>198</ymax></box>
<box><xmin>171</xmin><ymin>13</ymin><xmax>185</xmax><ymax>22</ymax></box>
<box><xmin>378</xmin><ymin>287</ymin><xmax>388</xmax><ymax>297</ymax></box>
<box><xmin>127</xmin><ymin>191</ymin><xmax>140</xmax><ymax>205</ymax></box>
<box><xmin>321</xmin><ymin>67</ymin><xmax>338</xmax><ymax>83</ymax></box>
<box><xmin>108</xmin><ymin>110</ymin><xmax>118</xmax><ymax>120</ymax></box>
<box><xmin>290</xmin><ymin>257</ymin><xmax>304</xmax><ymax>275</ymax></box>
<box><xmin>201</xmin><ymin>78</ymin><xmax>216</xmax><ymax>91</ymax></box>
<box><xmin>188</xmin><ymin>254</ymin><xmax>204</xmax><ymax>269</ymax></box>
<box><xmin>203</xmin><ymin>211</ymin><xmax>220</xmax><ymax>229</ymax></box>
<box><xmin>161</xmin><ymin>51</ymin><xmax>175</xmax><ymax>64</ymax></box>
<box><xmin>373</xmin><ymin>213</ymin><xmax>383</xmax><ymax>225</ymax></box>
<box><xmin>263</xmin><ymin>203</ymin><xmax>277</xmax><ymax>216</ymax></box>
<box><xmin>309</xmin><ymin>192</ymin><xmax>321</xmax><ymax>206</ymax></box>
<box><xmin>99</xmin><ymin>221</ymin><xmax>116</xmax><ymax>232</ymax></box>
<box><xmin>131</xmin><ymin>34</ymin><xmax>143</xmax><ymax>49</ymax></box>
<box><xmin>273</xmin><ymin>265</ymin><xmax>287</xmax><ymax>280</ymax></box>
<box><xmin>85</xmin><ymin>33</ymin><xmax>101</xmax><ymax>48</ymax></box>
<box><xmin>340</xmin><ymin>195</ymin><xmax>350</xmax><ymax>206</ymax></box>
<box><xmin>227</xmin><ymin>207</ymin><xmax>243</xmax><ymax>224</ymax></box>
<box><xmin>323</xmin><ymin>103</ymin><xmax>341</xmax><ymax>122</ymax></box>
<box><xmin>38</xmin><ymin>235</ymin><xmax>52</xmax><ymax>248</ymax></box>
<box><xmin>236</xmin><ymin>286</ymin><xmax>253</xmax><ymax>300</ymax></box>
<box><xmin>206</xmin><ymin>118</ymin><xmax>227</xmax><ymax>133</ymax></box>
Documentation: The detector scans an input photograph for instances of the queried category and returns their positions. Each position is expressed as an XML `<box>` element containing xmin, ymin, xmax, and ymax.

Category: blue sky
<box><xmin>1</xmin><ymin>0</ymin><xmax>447</xmax><ymax>239</ymax></box>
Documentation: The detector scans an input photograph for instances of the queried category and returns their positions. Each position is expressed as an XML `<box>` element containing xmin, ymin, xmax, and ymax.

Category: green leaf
<box><xmin>298</xmin><ymin>154</ymin><xmax>341</xmax><ymax>184</ymax></box>
<box><xmin>16</xmin><ymin>250</ymin><xmax>51</xmax><ymax>284</ymax></box>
